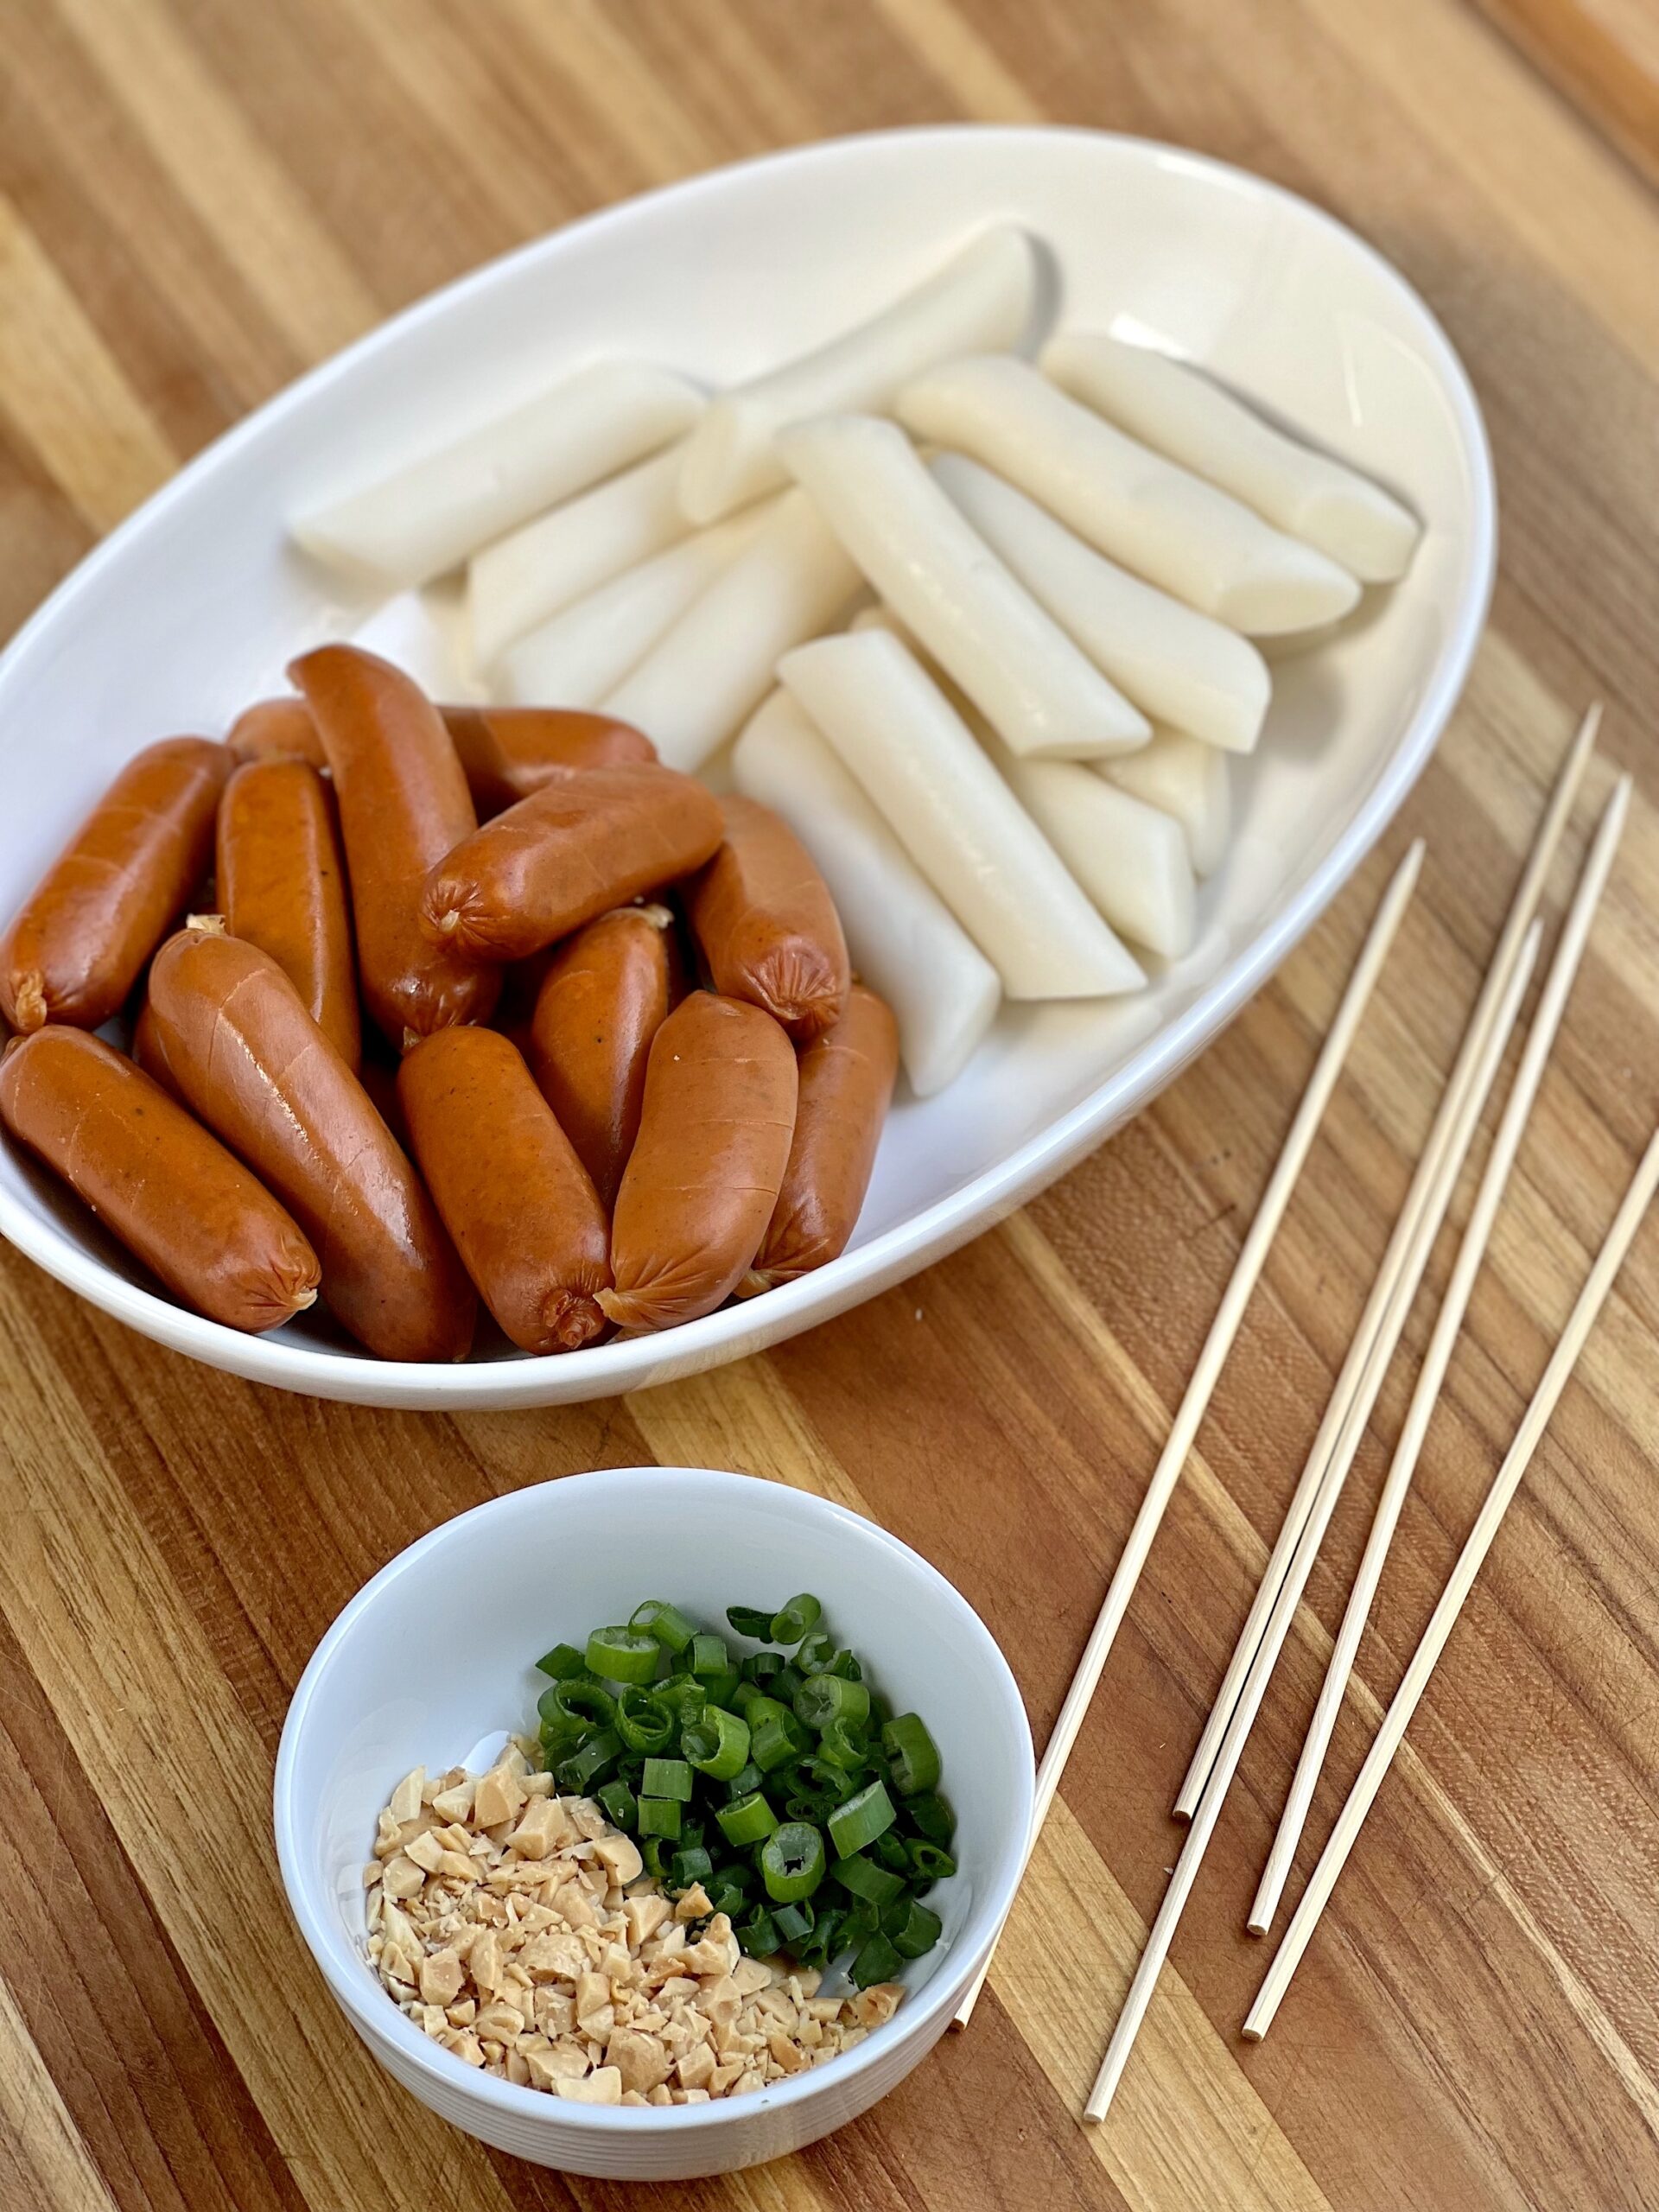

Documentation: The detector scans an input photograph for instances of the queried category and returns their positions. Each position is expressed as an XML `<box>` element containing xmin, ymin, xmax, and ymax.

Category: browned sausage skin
<box><xmin>741</xmin><ymin>984</ymin><xmax>898</xmax><ymax>1295</ymax></box>
<box><xmin>528</xmin><ymin>906</ymin><xmax>671</xmax><ymax>1211</ymax></box>
<box><xmin>226</xmin><ymin>696</ymin><xmax>653</xmax><ymax>816</ymax></box>
<box><xmin>147</xmin><ymin>928</ymin><xmax>475</xmax><ymax>1362</ymax></box>
<box><xmin>289</xmin><ymin>645</ymin><xmax>499</xmax><ymax>1051</ymax></box>
<box><xmin>598</xmin><ymin>993</ymin><xmax>798</xmax><ymax>1332</ymax></box>
<box><xmin>0</xmin><ymin>737</ymin><xmax>230</xmax><ymax>1033</ymax></box>
<box><xmin>422</xmin><ymin>765</ymin><xmax>721</xmax><ymax>964</ymax></box>
<box><xmin>0</xmin><ymin>1027</ymin><xmax>320</xmax><ymax>1333</ymax></box>
<box><xmin>685</xmin><ymin>795</ymin><xmax>850</xmax><ymax>1042</ymax></box>
<box><xmin>422</xmin><ymin>761</ymin><xmax>723</xmax><ymax>964</ymax></box>
<box><xmin>131</xmin><ymin>995</ymin><xmax>184</xmax><ymax>1099</ymax></box>
<box><xmin>398</xmin><ymin>1027</ymin><xmax>611</xmax><ymax>1354</ymax></box>
<box><xmin>442</xmin><ymin>707</ymin><xmax>656</xmax><ymax>817</ymax></box>
<box><xmin>227</xmin><ymin>697</ymin><xmax>327</xmax><ymax>768</ymax></box>
<box><xmin>217</xmin><ymin>757</ymin><xmax>360</xmax><ymax>1069</ymax></box>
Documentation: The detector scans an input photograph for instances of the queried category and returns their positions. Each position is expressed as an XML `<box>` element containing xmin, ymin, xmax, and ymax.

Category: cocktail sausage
<box><xmin>398</xmin><ymin>1027</ymin><xmax>611</xmax><ymax>1353</ymax></box>
<box><xmin>422</xmin><ymin>760</ymin><xmax>721</xmax><ymax>963</ymax></box>
<box><xmin>741</xmin><ymin>984</ymin><xmax>898</xmax><ymax>1293</ymax></box>
<box><xmin>289</xmin><ymin>645</ymin><xmax>498</xmax><ymax>1050</ymax></box>
<box><xmin>0</xmin><ymin>738</ymin><xmax>230</xmax><ymax>1033</ymax></box>
<box><xmin>684</xmin><ymin>794</ymin><xmax>850</xmax><ymax>1040</ymax></box>
<box><xmin>441</xmin><ymin>706</ymin><xmax>656</xmax><ymax>817</ymax></box>
<box><xmin>598</xmin><ymin>993</ymin><xmax>797</xmax><ymax>1331</ymax></box>
<box><xmin>227</xmin><ymin>697</ymin><xmax>327</xmax><ymax>768</ymax></box>
<box><xmin>147</xmin><ymin>928</ymin><xmax>475</xmax><ymax>1361</ymax></box>
<box><xmin>528</xmin><ymin>906</ymin><xmax>671</xmax><ymax>1211</ymax></box>
<box><xmin>216</xmin><ymin>757</ymin><xmax>360</xmax><ymax>1068</ymax></box>
<box><xmin>0</xmin><ymin>1027</ymin><xmax>320</xmax><ymax>1333</ymax></box>
<box><xmin>226</xmin><ymin>695</ymin><xmax>653</xmax><ymax>814</ymax></box>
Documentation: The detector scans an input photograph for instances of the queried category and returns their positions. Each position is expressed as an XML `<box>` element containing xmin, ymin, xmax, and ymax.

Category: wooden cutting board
<box><xmin>0</xmin><ymin>3</ymin><xmax>1654</xmax><ymax>2208</ymax></box>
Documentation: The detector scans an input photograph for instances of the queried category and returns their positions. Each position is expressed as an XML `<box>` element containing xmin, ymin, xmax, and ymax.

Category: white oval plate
<box><xmin>0</xmin><ymin>125</ymin><xmax>1493</xmax><ymax>1409</ymax></box>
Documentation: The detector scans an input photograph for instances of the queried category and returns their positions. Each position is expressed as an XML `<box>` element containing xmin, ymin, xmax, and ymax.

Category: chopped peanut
<box><xmin>472</xmin><ymin>1764</ymin><xmax>526</xmax><ymax>1832</ymax></box>
<box><xmin>386</xmin><ymin>1768</ymin><xmax>425</xmax><ymax>1825</ymax></box>
<box><xmin>367</xmin><ymin>1761</ymin><xmax>898</xmax><ymax>2104</ymax></box>
<box><xmin>505</xmin><ymin>1796</ymin><xmax>568</xmax><ymax>1859</ymax></box>
<box><xmin>556</xmin><ymin>2065</ymin><xmax>622</xmax><ymax>2105</ymax></box>
<box><xmin>593</xmin><ymin>1832</ymin><xmax>644</xmax><ymax>1886</ymax></box>
<box><xmin>607</xmin><ymin>2025</ymin><xmax>671</xmax><ymax>2094</ymax></box>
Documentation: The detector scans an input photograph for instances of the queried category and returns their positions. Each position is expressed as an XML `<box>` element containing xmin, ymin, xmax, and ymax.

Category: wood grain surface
<box><xmin>0</xmin><ymin>3</ymin><xmax>1656</xmax><ymax>2207</ymax></box>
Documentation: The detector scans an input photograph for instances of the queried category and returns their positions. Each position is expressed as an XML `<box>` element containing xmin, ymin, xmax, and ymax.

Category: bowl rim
<box><xmin>0</xmin><ymin>123</ymin><xmax>1497</xmax><ymax>1402</ymax></box>
<box><xmin>272</xmin><ymin>1463</ymin><xmax>1037</xmax><ymax>2135</ymax></box>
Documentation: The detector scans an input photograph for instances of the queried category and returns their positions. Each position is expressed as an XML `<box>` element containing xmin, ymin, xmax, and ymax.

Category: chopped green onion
<box><xmin>683</xmin><ymin>1705</ymin><xmax>751</xmax><ymax>1781</ymax></box>
<box><xmin>882</xmin><ymin>1896</ymin><xmax>942</xmax><ymax>1960</ymax></box>
<box><xmin>830</xmin><ymin>1852</ymin><xmax>906</xmax><ymax>1909</ymax></box>
<box><xmin>798</xmin><ymin>1905</ymin><xmax>846</xmax><ymax>1969</ymax></box>
<box><xmin>785</xmin><ymin>1786</ymin><xmax>838</xmax><ymax>1825</ymax></box>
<box><xmin>637</xmin><ymin>1602</ymin><xmax>692</xmax><ymax>1656</ymax></box>
<box><xmin>614</xmin><ymin>1686</ymin><xmax>674</xmax><ymax>1753</ymax></box>
<box><xmin>716</xmin><ymin>1790</ymin><xmax>778</xmax><ymax>1847</ymax></box>
<box><xmin>796</xmin><ymin>1755</ymin><xmax>858</xmax><ymax>1805</ymax></box>
<box><xmin>903</xmin><ymin>1792</ymin><xmax>956</xmax><ymax>1845</ymax></box>
<box><xmin>706</xmin><ymin>1874</ymin><xmax>749</xmax><ymax>1921</ymax></box>
<box><xmin>794</xmin><ymin>1672</ymin><xmax>871</xmax><ymax>1732</ymax></box>
<box><xmin>538</xmin><ymin>1676</ymin><xmax>615</xmax><ymax>1744</ymax></box>
<box><xmin>850</xmin><ymin>1931</ymin><xmax>901</xmax><ymax>1989</ymax></box>
<box><xmin>524</xmin><ymin>1597</ymin><xmax>949</xmax><ymax>1980</ymax></box>
<box><xmin>736</xmin><ymin>1909</ymin><xmax>779</xmax><ymax>1958</ymax></box>
<box><xmin>751</xmin><ymin>1707</ymin><xmax>810</xmax><ymax>1773</ymax></box>
<box><xmin>726</xmin><ymin>1605</ymin><xmax>777</xmax><ymax>1640</ymax></box>
<box><xmin>668</xmin><ymin>1845</ymin><xmax>714</xmax><ymax>1891</ymax></box>
<box><xmin>629</xmin><ymin>1599</ymin><xmax>696</xmax><ymax>1655</ymax></box>
<box><xmin>881</xmin><ymin>1713</ymin><xmax>941</xmax><ymax>1796</ymax></box>
<box><xmin>770</xmin><ymin>1594</ymin><xmax>823</xmax><ymax>1646</ymax></box>
<box><xmin>536</xmin><ymin>1691</ymin><xmax>588</xmax><ymax>1755</ymax></box>
<box><xmin>760</xmin><ymin>1821</ymin><xmax>827</xmax><ymax>1903</ymax></box>
<box><xmin>841</xmin><ymin>1897</ymin><xmax>880</xmax><ymax>1947</ymax></box>
<box><xmin>637</xmin><ymin>1796</ymin><xmax>683</xmax><ymax>1840</ymax></box>
<box><xmin>641</xmin><ymin>1756</ymin><xmax>694</xmax><ymax>1802</ymax></box>
<box><xmin>828</xmin><ymin>1779</ymin><xmax>895</xmax><ymax>1858</ymax></box>
<box><xmin>556</xmin><ymin>1727</ymin><xmax>620</xmax><ymax>1791</ymax></box>
<box><xmin>585</xmin><ymin>1627</ymin><xmax>661</xmax><ymax>1685</ymax></box>
<box><xmin>772</xmin><ymin>1898</ymin><xmax>816</xmax><ymax>1942</ymax></box>
<box><xmin>596</xmin><ymin>1778</ymin><xmax>637</xmax><ymax>1832</ymax></box>
<box><xmin>655</xmin><ymin>1675</ymin><xmax>707</xmax><ymax>1722</ymax></box>
<box><xmin>817</xmin><ymin>1718</ymin><xmax>870</xmax><ymax>1772</ymax></box>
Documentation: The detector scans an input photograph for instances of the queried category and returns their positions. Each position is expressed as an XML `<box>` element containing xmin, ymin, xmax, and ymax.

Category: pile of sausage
<box><xmin>0</xmin><ymin>645</ymin><xmax>898</xmax><ymax>1360</ymax></box>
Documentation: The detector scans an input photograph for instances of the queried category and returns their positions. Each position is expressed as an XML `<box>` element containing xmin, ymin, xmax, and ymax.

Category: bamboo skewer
<box><xmin>1084</xmin><ymin>922</ymin><xmax>1540</xmax><ymax>2123</ymax></box>
<box><xmin>1248</xmin><ymin>775</ymin><xmax>1630</xmax><ymax>1936</ymax></box>
<box><xmin>1243</xmin><ymin>1126</ymin><xmax>1659</xmax><ymax>2040</ymax></box>
<box><xmin>1172</xmin><ymin>706</ymin><xmax>1600</xmax><ymax>1820</ymax></box>
<box><xmin>950</xmin><ymin>840</ymin><xmax>1425</xmax><ymax>2031</ymax></box>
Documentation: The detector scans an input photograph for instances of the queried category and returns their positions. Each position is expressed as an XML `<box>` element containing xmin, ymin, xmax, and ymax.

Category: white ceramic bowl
<box><xmin>0</xmin><ymin>126</ymin><xmax>1494</xmax><ymax>1407</ymax></box>
<box><xmin>274</xmin><ymin>1466</ymin><xmax>1033</xmax><ymax>2178</ymax></box>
